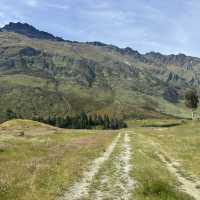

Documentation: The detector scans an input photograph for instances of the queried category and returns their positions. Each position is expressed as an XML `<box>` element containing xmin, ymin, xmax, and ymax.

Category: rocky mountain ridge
<box><xmin>0</xmin><ymin>22</ymin><xmax>199</xmax><ymax>120</ymax></box>
<box><xmin>0</xmin><ymin>22</ymin><xmax>64</xmax><ymax>42</ymax></box>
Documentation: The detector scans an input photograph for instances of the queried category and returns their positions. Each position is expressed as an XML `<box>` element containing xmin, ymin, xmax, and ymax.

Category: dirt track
<box><xmin>60</xmin><ymin>132</ymin><xmax>135</xmax><ymax>200</ymax></box>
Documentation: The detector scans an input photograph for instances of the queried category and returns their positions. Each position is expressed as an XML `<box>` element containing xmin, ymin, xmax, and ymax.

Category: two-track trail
<box><xmin>59</xmin><ymin>132</ymin><xmax>135</xmax><ymax>200</ymax></box>
<box><xmin>158</xmin><ymin>153</ymin><xmax>200</xmax><ymax>200</ymax></box>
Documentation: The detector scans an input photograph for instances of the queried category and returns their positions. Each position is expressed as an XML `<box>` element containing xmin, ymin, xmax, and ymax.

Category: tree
<box><xmin>103</xmin><ymin>115</ymin><xmax>110</xmax><ymax>129</ymax></box>
<box><xmin>80</xmin><ymin>112</ymin><xmax>89</xmax><ymax>129</ymax></box>
<box><xmin>6</xmin><ymin>109</ymin><xmax>17</xmax><ymax>120</ymax></box>
<box><xmin>31</xmin><ymin>113</ymin><xmax>127</xmax><ymax>130</ymax></box>
<box><xmin>185</xmin><ymin>89</ymin><xmax>199</xmax><ymax>119</ymax></box>
<box><xmin>64</xmin><ymin>116</ymin><xmax>71</xmax><ymax>128</ymax></box>
<box><xmin>88</xmin><ymin>115</ymin><xmax>94</xmax><ymax>126</ymax></box>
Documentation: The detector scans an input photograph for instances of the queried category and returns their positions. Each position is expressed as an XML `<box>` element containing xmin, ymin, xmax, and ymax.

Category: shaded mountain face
<box><xmin>0</xmin><ymin>22</ymin><xmax>199</xmax><ymax>120</ymax></box>
<box><xmin>1</xmin><ymin>22</ymin><xmax>64</xmax><ymax>42</ymax></box>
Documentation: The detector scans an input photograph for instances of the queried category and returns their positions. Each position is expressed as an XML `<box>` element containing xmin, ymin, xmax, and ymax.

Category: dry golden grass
<box><xmin>1</xmin><ymin>119</ymin><xmax>198</xmax><ymax>200</ymax></box>
<box><xmin>0</xmin><ymin>120</ymin><xmax>117</xmax><ymax>200</ymax></box>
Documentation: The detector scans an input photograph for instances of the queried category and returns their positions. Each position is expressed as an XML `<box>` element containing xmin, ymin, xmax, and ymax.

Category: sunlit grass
<box><xmin>0</xmin><ymin>120</ymin><xmax>116</xmax><ymax>200</ymax></box>
<box><xmin>130</xmin><ymin>132</ymin><xmax>194</xmax><ymax>200</ymax></box>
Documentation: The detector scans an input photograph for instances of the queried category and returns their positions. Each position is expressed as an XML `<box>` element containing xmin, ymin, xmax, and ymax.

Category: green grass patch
<box><xmin>130</xmin><ymin>133</ymin><xmax>194</xmax><ymax>200</ymax></box>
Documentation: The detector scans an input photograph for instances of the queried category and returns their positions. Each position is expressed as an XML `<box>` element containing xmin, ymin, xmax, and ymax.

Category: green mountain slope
<box><xmin>0</xmin><ymin>22</ymin><xmax>198</xmax><ymax>120</ymax></box>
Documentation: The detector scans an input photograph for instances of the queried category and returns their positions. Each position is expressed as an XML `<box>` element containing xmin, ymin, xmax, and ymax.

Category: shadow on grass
<box><xmin>142</xmin><ymin>122</ymin><xmax>185</xmax><ymax>128</ymax></box>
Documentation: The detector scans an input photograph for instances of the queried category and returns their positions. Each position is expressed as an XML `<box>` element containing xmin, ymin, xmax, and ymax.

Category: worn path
<box><xmin>158</xmin><ymin>153</ymin><xmax>200</xmax><ymax>200</ymax></box>
<box><xmin>60</xmin><ymin>132</ymin><xmax>136</xmax><ymax>200</ymax></box>
<box><xmin>60</xmin><ymin>133</ymin><xmax>121</xmax><ymax>200</ymax></box>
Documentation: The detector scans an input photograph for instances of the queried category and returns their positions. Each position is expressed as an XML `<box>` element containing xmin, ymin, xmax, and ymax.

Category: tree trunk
<box><xmin>192</xmin><ymin>110</ymin><xmax>195</xmax><ymax>120</ymax></box>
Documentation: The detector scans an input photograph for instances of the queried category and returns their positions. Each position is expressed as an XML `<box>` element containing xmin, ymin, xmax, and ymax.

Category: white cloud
<box><xmin>46</xmin><ymin>4</ymin><xmax>69</xmax><ymax>10</ymax></box>
<box><xmin>24</xmin><ymin>0</ymin><xmax>69</xmax><ymax>10</ymax></box>
<box><xmin>0</xmin><ymin>11</ymin><xmax>5</xmax><ymax>18</ymax></box>
<box><xmin>26</xmin><ymin>0</ymin><xmax>38</xmax><ymax>7</ymax></box>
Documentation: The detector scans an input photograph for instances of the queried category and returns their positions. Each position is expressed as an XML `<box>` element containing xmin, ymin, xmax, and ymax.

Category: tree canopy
<box><xmin>33</xmin><ymin>112</ymin><xmax>127</xmax><ymax>130</ymax></box>
<box><xmin>185</xmin><ymin>89</ymin><xmax>199</xmax><ymax>110</ymax></box>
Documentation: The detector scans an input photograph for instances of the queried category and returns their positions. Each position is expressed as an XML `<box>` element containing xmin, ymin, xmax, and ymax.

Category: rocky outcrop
<box><xmin>144</xmin><ymin>52</ymin><xmax>200</xmax><ymax>69</ymax></box>
<box><xmin>1</xmin><ymin>22</ymin><xmax>64</xmax><ymax>41</ymax></box>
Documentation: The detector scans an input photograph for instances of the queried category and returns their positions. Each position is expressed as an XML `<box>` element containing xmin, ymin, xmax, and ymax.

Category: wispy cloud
<box><xmin>25</xmin><ymin>0</ymin><xmax>38</xmax><ymax>8</ymax></box>
<box><xmin>0</xmin><ymin>4</ymin><xmax>25</xmax><ymax>26</ymax></box>
<box><xmin>46</xmin><ymin>4</ymin><xmax>69</xmax><ymax>10</ymax></box>
<box><xmin>0</xmin><ymin>0</ymin><xmax>200</xmax><ymax>56</ymax></box>
<box><xmin>22</xmin><ymin>0</ymin><xmax>69</xmax><ymax>10</ymax></box>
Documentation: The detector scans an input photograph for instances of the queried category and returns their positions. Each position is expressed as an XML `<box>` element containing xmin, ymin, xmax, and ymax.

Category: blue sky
<box><xmin>0</xmin><ymin>0</ymin><xmax>200</xmax><ymax>56</ymax></box>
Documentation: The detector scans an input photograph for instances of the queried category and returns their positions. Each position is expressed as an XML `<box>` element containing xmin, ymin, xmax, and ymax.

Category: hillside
<box><xmin>0</xmin><ymin>22</ymin><xmax>199</xmax><ymax>120</ymax></box>
<box><xmin>0</xmin><ymin>119</ymin><xmax>59</xmax><ymax>136</ymax></box>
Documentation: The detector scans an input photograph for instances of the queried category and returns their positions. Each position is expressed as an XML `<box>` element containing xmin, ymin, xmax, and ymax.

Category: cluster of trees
<box><xmin>3</xmin><ymin>109</ymin><xmax>127</xmax><ymax>130</ymax></box>
<box><xmin>33</xmin><ymin>112</ymin><xmax>127</xmax><ymax>130</ymax></box>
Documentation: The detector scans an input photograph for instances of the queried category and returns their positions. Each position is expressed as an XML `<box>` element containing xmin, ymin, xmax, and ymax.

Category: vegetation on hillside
<box><xmin>33</xmin><ymin>112</ymin><xmax>127</xmax><ymax>130</ymax></box>
<box><xmin>0</xmin><ymin>22</ymin><xmax>199</xmax><ymax>119</ymax></box>
<box><xmin>3</xmin><ymin>109</ymin><xmax>127</xmax><ymax>130</ymax></box>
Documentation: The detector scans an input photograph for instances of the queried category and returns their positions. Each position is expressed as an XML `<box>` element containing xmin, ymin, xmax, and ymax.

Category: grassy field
<box><xmin>1</xmin><ymin>119</ymin><xmax>200</xmax><ymax>200</ymax></box>
<box><xmin>130</xmin><ymin>128</ymin><xmax>193</xmax><ymax>200</ymax></box>
<box><xmin>135</xmin><ymin>120</ymin><xmax>200</xmax><ymax>181</ymax></box>
<box><xmin>0</xmin><ymin>120</ymin><xmax>117</xmax><ymax>200</ymax></box>
<box><xmin>128</xmin><ymin>119</ymin><xmax>200</xmax><ymax>200</ymax></box>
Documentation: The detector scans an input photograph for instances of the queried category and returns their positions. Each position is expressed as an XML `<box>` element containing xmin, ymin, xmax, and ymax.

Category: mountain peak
<box><xmin>1</xmin><ymin>22</ymin><xmax>64</xmax><ymax>42</ymax></box>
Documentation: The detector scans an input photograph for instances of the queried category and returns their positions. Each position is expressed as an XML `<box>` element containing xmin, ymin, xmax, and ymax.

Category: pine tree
<box><xmin>88</xmin><ymin>115</ymin><xmax>94</xmax><ymax>127</ymax></box>
<box><xmin>103</xmin><ymin>115</ymin><xmax>110</xmax><ymax>129</ymax></box>
<box><xmin>6</xmin><ymin>109</ymin><xmax>17</xmax><ymax>120</ymax></box>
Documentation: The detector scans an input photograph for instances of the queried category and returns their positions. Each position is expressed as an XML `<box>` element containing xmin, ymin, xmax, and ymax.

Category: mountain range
<box><xmin>0</xmin><ymin>22</ymin><xmax>199</xmax><ymax>121</ymax></box>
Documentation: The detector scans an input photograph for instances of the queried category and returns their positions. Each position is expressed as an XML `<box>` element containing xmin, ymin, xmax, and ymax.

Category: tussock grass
<box><xmin>1</xmin><ymin>119</ymin><xmax>199</xmax><ymax>200</ymax></box>
<box><xmin>139</xmin><ymin>120</ymin><xmax>200</xmax><ymax>180</ymax></box>
<box><xmin>0</xmin><ymin>120</ymin><xmax>116</xmax><ymax>200</ymax></box>
<box><xmin>129</xmin><ymin>132</ymin><xmax>194</xmax><ymax>200</ymax></box>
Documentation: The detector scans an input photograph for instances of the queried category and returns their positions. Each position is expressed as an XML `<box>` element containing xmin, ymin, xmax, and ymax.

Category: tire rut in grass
<box><xmin>59</xmin><ymin>133</ymin><xmax>121</xmax><ymax>200</ymax></box>
<box><xmin>158</xmin><ymin>153</ymin><xmax>200</xmax><ymax>200</ymax></box>
<box><xmin>87</xmin><ymin>132</ymin><xmax>135</xmax><ymax>200</ymax></box>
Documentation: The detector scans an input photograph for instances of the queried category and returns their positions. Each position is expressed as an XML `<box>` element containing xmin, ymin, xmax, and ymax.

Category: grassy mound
<box><xmin>0</xmin><ymin>119</ymin><xmax>59</xmax><ymax>136</ymax></box>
